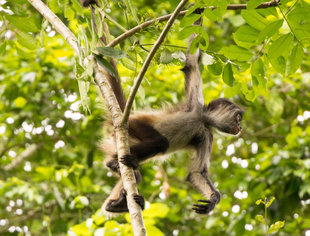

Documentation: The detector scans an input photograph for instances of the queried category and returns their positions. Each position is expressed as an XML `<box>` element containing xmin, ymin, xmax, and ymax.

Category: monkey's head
<box><xmin>206</xmin><ymin>98</ymin><xmax>245</xmax><ymax>135</ymax></box>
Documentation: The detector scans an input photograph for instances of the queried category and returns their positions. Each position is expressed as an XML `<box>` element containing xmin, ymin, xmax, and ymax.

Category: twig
<box><xmin>99</xmin><ymin>9</ymin><xmax>128</xmax><ymax>33</ymax></box>
<box><xmin>108</xmin><ymin>0</ymin><xmax>281</xmax><ymax>48</ymax></box>
<box><xmin>121</xmin><ymin>0</ymin><xmax>189</xmax><ymax>124</ymax></box>
<box><xmin>4</xmin><ymin>144</ymin><xmax>39</xmax><ymax>171</ymax></box>
<box><xmin>27</xmin><ymin>0</ymin><xmax>79</xmax><ymax>54</ymax></box>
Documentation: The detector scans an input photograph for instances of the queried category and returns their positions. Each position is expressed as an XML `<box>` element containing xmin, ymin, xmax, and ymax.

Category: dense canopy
<box><xmin>0</xmin><ymin>0</ymin><xmax>310</xmax><ymax>235</ymax></box>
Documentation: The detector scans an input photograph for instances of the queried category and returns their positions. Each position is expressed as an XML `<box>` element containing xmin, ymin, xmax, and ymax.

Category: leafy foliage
<box><xmin>0</xmin><ymin>0</ymin><xmax>310</xmax><ymax>235</ymax></box>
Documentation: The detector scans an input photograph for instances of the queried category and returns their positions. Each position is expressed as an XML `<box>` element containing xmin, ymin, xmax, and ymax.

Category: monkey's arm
<box><xmin>181</xmin><ymin>13</ymin><xmax>204</xmax><ymax>112</ymax></box>
<box><xmin>186</xmin><ymin>133</ymin><xmax>221</xmax><ymax>214</ymax></box>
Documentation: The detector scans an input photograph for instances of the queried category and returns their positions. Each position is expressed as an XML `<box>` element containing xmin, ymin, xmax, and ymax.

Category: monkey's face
<box><xmin>231</xmin><ymin>112</ymin><xmax>243</xmax><ymax>135</ymax></box>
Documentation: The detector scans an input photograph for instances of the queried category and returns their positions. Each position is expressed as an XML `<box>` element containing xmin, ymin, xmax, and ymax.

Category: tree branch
<box><xmin>4</xmin><ymin>144</ymin><xmax>39</xmax><ymax>171</ymax></box>
<box><xmin>90</xmin><ymin>57</ymin><xmax>146</xmax><ymax>235</ymax></box>
<box><xmin>121</xmin><ymin>0</ymin><xmax>189</xmax><ymax>124</ymax></box>
<box><xmin>108</xmin><ymin>0</ymin><xmax>280</xmax><ymax>48</ymax></box>
<box><xmin>27</xmin><ymin>1</ymin><xmax>146</xmax><ymax>235</ymax></box>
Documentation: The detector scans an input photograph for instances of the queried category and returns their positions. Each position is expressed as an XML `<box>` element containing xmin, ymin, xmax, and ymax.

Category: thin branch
<box><xmin>278</xmin><ymin>4</ymin><xmax>305</xmax><ymax>48</ymax></box>
<box><xmin>121</xmin><ymin>0</ymin><xmax>189</xmax><ymax>124</ymax></box>
<box><xmin>99</xmin><ymin>9</ymin><xmax>128</xmax><ymax>33</ymax></box>
<box><xmin>4</xmin><ymin>144</ymin><xmax>39</xmax><ymax>171</ymax></box>
<box><xmin>107</xmin><ymin>0</ymin><xmax>281</xmax><ymax>48</ymax></box>
<box><xmin>27</xmin><ymin>0</ymin><xmax>79</xmax><ymax>54</ymax></box>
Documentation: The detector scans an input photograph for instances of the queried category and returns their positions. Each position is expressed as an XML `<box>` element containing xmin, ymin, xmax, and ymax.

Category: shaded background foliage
<box><xmin>0</xmin><ymin>0</ymin><xmax>310</xmax><ymax>235</ymax></box>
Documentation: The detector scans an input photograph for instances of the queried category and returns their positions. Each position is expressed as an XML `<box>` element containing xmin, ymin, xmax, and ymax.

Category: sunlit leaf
<box><xmin>233</xmin><ymin>25</ymin><xmax>259</xmax><ymax>49</ymax></box>
<box><xmin>96</xmin><ymin>47</ymin><xmax>127</xmax><ymax>59</ymax></box>
<box><xmin>258</xmin><ymin>20</ymin><xmax>283</xmax><ymax>42</ymax></box>
<box><xmin>14</xmin><ymin>97</ymin><xmax>27</xmax><ymax>108</ymax></box>
<box><xmin>180</xmin><ymin>14</ymin><xmax>201</xmax><ymax>28</ymax></box>
<box><xmin>268</xmin><ymin>33</ymin><xmax>294</xmax><ymax>59</ymax></box>
<box><xmin>241</xmin><ymin>10</ymin><xmax>268</xmax><ymax>31</ymax></box>
<box><xmin>266</xmin><ymin>196</ymin><xmax>275</xmax><ymax>208</ymax></box>
<box><xmin>220</xmin><ymin>45</ymin><xmax>253</xmax><ymax>61</ymax></box>
<box><xmin>143</xmin><ymin>203</ymin><xmax>169</xmax><ymax>218</ymax></box>
<box><xmin>287</xmin><ymin>44</ymin><xmax>304</xmax><ymax>75</ymax></box>
<box><xmin>256</xmin><ymin>214</ymin><xmax>266</xmax><ymax>225</ymax></box>
<box><xmin>222</xmin><ymin>63</ymin><xmax>234</xmax><ymax>87</ymax></box>
<box><xmin>268</xmin><ymin>221</ymin><xmax>285</xmax><ymax>234</ymax></box>
<box><xmin>247</xmin><ymin>0</ymin><xmax>263</xmax><ymax>10</ymax></box>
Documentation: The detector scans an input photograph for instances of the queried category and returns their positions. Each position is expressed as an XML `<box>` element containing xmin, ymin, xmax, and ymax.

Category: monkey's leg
<box><xmin>104</xmin><ymin>171</ymin><xmax>144</xmax><ymax>213</ymax></box>
<box><xmin>187</xmin><ymin>136</ymin><xmax>221</xmax><ymax>214</ymax></box>
<box><xmin>119</xmin><ymin>119</ymin><xmax>169</xmax><ymax>168</ymax></box>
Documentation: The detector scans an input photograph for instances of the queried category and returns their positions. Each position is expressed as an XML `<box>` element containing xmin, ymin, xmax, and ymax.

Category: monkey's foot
<box><xmin>105</xmin><ymin>189</ymin><xmax>128</xmax><ymax>213</ymax></box>
<box><xmin>120</xmin><ymin>154</ymin><xmax>138</xmax><ymax>169</ymax></box>
<box><xmin>133</xmin><ymin>194</ymin><xmax>145</xmax><ymax>210</ymax></box>
<box><xmin>106</xmin><ymin>159</ymin><xmax>120</xmax><ymax>173</ymax></box>
<box><xmin>192</xmin><ymin>191</ymin><xmax>221</xmax><ymax>214</ymax></box>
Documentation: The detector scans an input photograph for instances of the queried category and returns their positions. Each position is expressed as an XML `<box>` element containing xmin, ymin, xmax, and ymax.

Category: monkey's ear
<box><xmin>81</xmin><ymin>0</ymin><xmax>99</xmax><ymax>8</ymax></box>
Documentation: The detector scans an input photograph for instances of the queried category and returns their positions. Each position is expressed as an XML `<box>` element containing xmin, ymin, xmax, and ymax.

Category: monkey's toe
<box><xmin>133</xmin><ymin>194</ymin><xmax>145</xmax><ymax>210</ymax></box>
<box><xmin>120</xmin><ymin>154</ymin><xmax>139</xmax><ymax>169</ymax></box>
<box><xmin>192</xmin><ymin>199</ymin><xmax>216</xmax><ymax>214</ymax></box>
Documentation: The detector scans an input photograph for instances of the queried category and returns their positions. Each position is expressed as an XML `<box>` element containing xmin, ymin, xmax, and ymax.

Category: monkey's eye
<box><xmin>236</xmin><ymin>113</ymin><xmax>242</xmax><ymax>122</ymax></box>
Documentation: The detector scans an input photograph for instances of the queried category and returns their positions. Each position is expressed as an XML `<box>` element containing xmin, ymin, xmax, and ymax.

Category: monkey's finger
<box><xmin>198</xmin><ymin>199</ymin><xmax>211</xmax><ymax>203</ymax></box>
<box><xmin>192</xmin><ymin>208</ymin><xmax>207</xmax><ymax>214</ymax></box>
<box><xmin>193</xmin><ymin>204</ymin><xmax>207</xmax><ymax>208</ymax></box>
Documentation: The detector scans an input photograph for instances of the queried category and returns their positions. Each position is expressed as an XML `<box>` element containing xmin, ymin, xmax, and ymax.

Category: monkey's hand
<box><xmin>120</xmin><ymin>154</ymin><xmax>139</xmax><ymax>169</ymax></box>
<box><xmin>192</xmin><ymin>191</ymin><xmax>221</xmax><ymax>214</ymax></box>
<box><xmin>133</xmin><ymin>194</ymin><xmax>145</xmax><ymax>210</ymax></box>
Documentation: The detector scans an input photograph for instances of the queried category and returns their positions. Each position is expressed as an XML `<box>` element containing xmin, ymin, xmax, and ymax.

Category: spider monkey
<box><xmin>82</xmin><ymin>1</ymin><xmax>245</xmax><ymax>215</ymax></box>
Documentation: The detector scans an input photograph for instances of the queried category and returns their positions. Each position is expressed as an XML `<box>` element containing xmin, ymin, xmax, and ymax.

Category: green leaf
<box><xmin>95</xmin><ymin>8</ymin><xmax>104</xmax><ymax>38</ymax></box>
<box><xmin>247</xmin><ymin>0</ymin><xmax>263</xmax><ymax>10</ymax></box>
<box><xmin>180</xmin><ymin>14</ymin><xmax>201</xmax><ymax>28</ymax></box>
<box><xmin>268</xmin><ymin>33</ymin><xmax>294</xmax><ymax>59</ymax></box>
<box><xmin>233</xmin><ymin>25</ymin><xmax>259</xmax><ymax>49</ymax></box>
<box><xmin>96</xmin><ymin>47</ymin><xmax>127</xmax><ymax>59</ymax></box>
<box><xmin>200</xmin><ymin>29</ymin><xmax>209</xmax><ymax>50</ymax></box>
<box><xmin>251</xmin><ymin>59</ymin><xmax>267</xmax><ymax>89</ymax></box>
<box><xmin>124</xmin><ymin>0</ymin><xmax>139</xmax><ymax>24</ymax></box>
<box><xmin>92</xmin><ymin>209</ymin><xmax>106</xmax><ymax>225</ymax></box>
<box><xmin>160</xmin><ymin>49</ymin><xmax>173</xmax><ymax>64</ymax></box>
<box><xmin>16</xmin><ymin>32</ymin><xmax>38</xmax><ymax>50</ymax></box>
<box><xmin>241</xmin><ymin>10</ymin><xmax>268</xmax><ymax>31</ymax></box>
<box><xmin>204</xmin><ymin>8</ymin><xmax>222</xmax><ymax>21</ymax></box>
<box><xmin>190</xmin><ymin>36</ymin><xmax>201</xmax><ymax>54</ymax></box>
<box><xmin>258</xmin><ymin>20</ymin><xmax>283</xmax><ymax>42</ymax></box>
<box><xmin>268</xmin><ymin>221</ymin><xmax>285</xmax><ymax>234</ymax></box>
<box><xmin>64</xmin><ymin>5</ymin><xmax>75</xmax><ymax>21</ymax></box>
<box><xmin>14</xmin><ymin>97</ymin><xmax>27</xmax><ymax>108</ymax></box>
<box><xmin>0</xmin><ymin>42</ymin><xmax>7</xmax><ymax>56</ymax></box>
<box><xmin>143</xmin><ymin>203</ymin><xmax>169</xmax><ymax>218</ymax></box>
<box><xmin>256</xmin><ymin>214</ymin><xmax>266</xmax><ymax>225</ymax></box>
<box><xmin>208</xmin><ymin>62</ymin><xmax>223</xmax><ymax>75</ymax></box>
<box><xmin>220</xmin><ymin>45</ymin><xmax>253</xmax><ymax>61</ymax></box>
<box><xmin>6</xmin><ymin>15</ymin><xmax>40</xmax><ymax>33</ymax></box>
<box><xmin>71</xmin><ymin>223</ymin><xmax>91</xmax><ymax>236</ymax></box>
<box><xmin>72</xmin><ymin>196</ymin><xmax>89</xmax><ymax>209</ymax></box>
<box><xmin>256</xmin><ymin>199</ymin><xmax>264</xmax><ymax>205</ymax></box>
<box><xmin>268</xmin><ymin>55</ymin><xmax>286</xmax><ymax>74</ymax></box>
<box><xmin>287</xmin><ymin>44</ymin><xmax>304</xmax><ymax>75</ymax></box>
<box><xmin>266</xmin><ymin>196</ymin><xmax>275</xmax><ymax>208</ymax></box>
<box><xmin>94</xmin><ymin>54</ymin><xmax>116</xmax><ymax>77</ymax></box>
<box><xmin>185</xmin><ymin>1</ymin><xmax>204</xmax><ymax>16</ymax></box>
<box><xmin>179</xmin><ymin>26</ymin><xmax>200</xmax><ymax>40</ymax></box>
<box><xmin>222</xmin><ymin>63</ymin><xmax>234</xmax><ymax>87</ymax></box>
